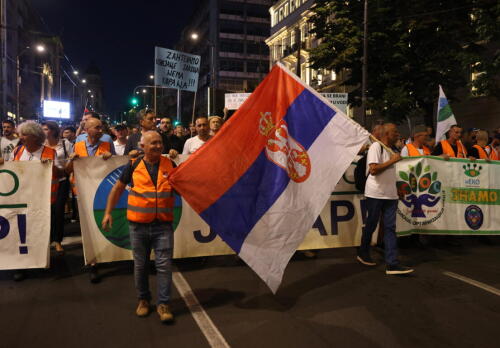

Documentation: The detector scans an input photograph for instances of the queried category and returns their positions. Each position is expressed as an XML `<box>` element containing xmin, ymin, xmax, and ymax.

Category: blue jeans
<box><xmin>359</xmin><ymin>198</ymin><xmax>399</xmax><ymax>266</ymax></box>
<box><xmin>129</xmin><ymin>221</ymin><xmax>173</xmax><ymax>305</ymax></box>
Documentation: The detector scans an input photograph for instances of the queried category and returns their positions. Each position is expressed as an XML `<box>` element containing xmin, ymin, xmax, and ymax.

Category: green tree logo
<box><xmin>397</xmin><ymin>162</ymin><xmax>441</xmax><ymax>218</ymax></box>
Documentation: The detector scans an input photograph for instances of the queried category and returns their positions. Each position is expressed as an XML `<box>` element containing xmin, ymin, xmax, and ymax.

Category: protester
<box><xmin>1</xmin><ymin>119</ymin><xmax>20</xmax><ymax>161</ymax></box>
<box><xmin>431</xmin><ymin>125</ymin><xmax>469</xmax><ymax>159</ymax></box>
<box><xmin>487</xmin><ymin>133</ymin><xmax>499</xmax><ymax>161</ymax></box>
<box><xmin>159</xmin><ymin>117</ymin><xmax>173</xmax><ymax>136</ymax></box>
<box><xmin>357</xmin><ymin>123</ymin><xmax>414</xmax><ymax>275</ymax></box>
<box><xmin>208</xmin><ymin>115</ymin><xmax>222</xmax><ymax>136</ymax></box>
<box><xmin>188</xmin><ymin>122</ymin><xmax>197</xmax><ymax>137</ymax></box>
<box><xmin>470</xmin><ymin>130</ymin><xmax>491</xmax><ymax>160</ymax></box>
<box><xmin>75</xmin><ymin>111</ymin><xmax>115</xmax><ymax>153</ymax></box>
<box><xmin>169</xmin><ymin>124</ymin><xmax>187</xmax><ymax>153</ymax></box>
<box><xmin>425</xmin><ymin>126</ymin><xmax>436</xmax><ymax>149</ymax></box>
<box><xmin>102</xmin><ymin>131</ymin><xmax>175</xmax><ymax>323</ymax></box>
<box><xmin>0</xmin><ymin>121</ymin><xmax>58</xmax><ymax>281</ymax></box>
<box><xmin>62</xmin><ymin>126</ymin><xmax>77</xmax><ymax>144</ymax></box>
<box><xmin>67</xmin><ymin>117</ymin><xmax>114</xmax><ymax>283</ymax></box>
<box><xmin>42</xmin><ymin>121</ymin><xmax>73</xmax><ymax>253</ymax></box>
<box><xmin>124</xmin><ymin>109</ymin><xmax>177</xmax><ymax>158</ymax></box>
<box><xmin>401</xmin><ymin>125</ymin><xmax>431</xmax><ymax>156</ymax></box>
<box><xmin>182</xmin><ymin>116</ymin><xmax>211</xmax><ymax>155</ymax></box>
<box><xmin>113</xmin><ymin>124</ymin><xmax>128</xmax><ymax>156</ymax></box>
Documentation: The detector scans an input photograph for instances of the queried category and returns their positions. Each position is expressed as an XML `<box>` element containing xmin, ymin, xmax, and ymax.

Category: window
<box><xmin>219</xmin><ymin>78</ymin><xmax>244</xmax><ymax>92</ymax></box>
<box><xmin>246</xmin><ymin>4</ymin><xmax>269</xmax><ymax>18</ymax></box>
<box><xmin>247</xmin><ymin>23</ymin><xmax>269</xmax><ymax>36</ymax></box>
<box><xmin>247</xmin><ymin>60</ymin><xmax>268</xmax><ymax>73</ymax></box>
<box><xmin>220</xmin><ymin>40</ymin><xmax>244</xmax><ymax>53</ymax></box>
<box><xmin>247</xmin><ymin>41</ymin><xmax>268</xmax><ymax>55</ymax></box>
<box><xmin>220</xmin><ymin>20</ymin><xmax>244</xmax><ymax>35</ymax></box>
<box><xmin>220</xmin><ymin>2</ymin><xmax>244</xmax><ymax>16</ymax></box>
<box><xmin>220</xmin><ymin>59</ymin><xmax>244</xmax><ymax>72</ymax></box>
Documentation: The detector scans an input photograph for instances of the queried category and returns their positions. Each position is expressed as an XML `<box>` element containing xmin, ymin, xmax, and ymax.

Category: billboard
<box><xmin>43</xmin><ymin>100</ymin><xmax>71</xmax><ymax>119</ymax></box>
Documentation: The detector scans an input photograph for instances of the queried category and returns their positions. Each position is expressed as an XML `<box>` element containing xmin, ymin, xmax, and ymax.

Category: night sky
<box><xmin>31</xmin><ymin>0</ymin><xmax>198</xmax><ymax>115</ymax></box>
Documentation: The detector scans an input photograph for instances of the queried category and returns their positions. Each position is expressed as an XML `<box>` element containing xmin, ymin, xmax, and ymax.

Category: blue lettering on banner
<box><xmin>0</xmin><ymin>214</ymin><xmax>28</xmax><ymax>254</ymax></box>
<box><xmin>0</xmin><ymin>216</ymin><xmax>9</xmax><ymax>239</ymax></box>
<box><xmin>331</xmin><ymin>201</ymin><xmax>355</xmax><ymax>235</ymax></box>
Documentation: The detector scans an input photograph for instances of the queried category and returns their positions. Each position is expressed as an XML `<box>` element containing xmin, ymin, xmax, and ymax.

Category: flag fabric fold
<box><xmin>435</xmin><ymin>85</ymin><xmax>458</xmax><ymax>141</ymax></box>
<box><xmin>169</xmin><ymin>63</ymin><xmax>369</xmax><ymax>292</ymax></box>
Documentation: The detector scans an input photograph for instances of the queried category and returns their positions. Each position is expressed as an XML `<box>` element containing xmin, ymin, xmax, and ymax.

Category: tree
<box><xmin>309</xmin><ymin>0</ymin><xmax>500</xmax><ymax>126</ymax></box>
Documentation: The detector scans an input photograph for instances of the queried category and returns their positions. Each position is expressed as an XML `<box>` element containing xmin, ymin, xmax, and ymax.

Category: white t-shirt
<box><xmin>400</xmin><ymin>145</ymin><xmax>426</xmax><ymax>157</ymax></box>
<box><xmin>11</xmin><ymin>145</ymin><xmax>45</xmax><ymax>161</ymax></box>
<box><xmin>182</xmin><ymin>136</ymin><xmax>210</xmax><ymax>155</ymax></box>
<box><xmin>0</xmin><ymin>136</ymin><xmax>20</xmax><ymax>161</ymax></box>
<box><xmin>113</xmin><ymin>140</ymin><xmax>126</xmax><ymax>156</ymax></box>
<box><xmin>50</xmin><ymin>139</ymin><xmax>73</xmax><ymax>170</ymax></box>
<box><xmin>364</xmin><ymin>142</ymin><xmax>398</xmax><ymax>200</ymax></box>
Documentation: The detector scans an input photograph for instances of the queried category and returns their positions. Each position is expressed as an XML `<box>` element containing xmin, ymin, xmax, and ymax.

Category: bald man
<box><xmin>358</xmin><ymin>123</ymin><xmax>414</xmax><ymax>275</ymax></box>
<box><xmin>102</xmin><ymin>131</ymin><xmax>176</xmax><ymax>323</ymax></box>
<box><xmin>66</xmin><ymin>117</ymin><xmax>115</xmax><ymax>283</ymax></box>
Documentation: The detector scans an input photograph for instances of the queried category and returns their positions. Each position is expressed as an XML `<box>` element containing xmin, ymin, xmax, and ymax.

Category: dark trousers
<box><xmin>359</xmin><ymin>198</ymin><xmax>399</xmax><ymax>266</ymax></box>
<box><xmin>51</xmin><ymin>179</ymin><xmax>69</xmax><ymax>243</ymax></box>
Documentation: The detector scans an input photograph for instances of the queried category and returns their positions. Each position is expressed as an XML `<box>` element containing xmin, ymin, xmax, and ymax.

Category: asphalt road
<box><xmin>1</xmin><ymin>225</ymin><xmax>499</xmax><ymax>348</ymax></box>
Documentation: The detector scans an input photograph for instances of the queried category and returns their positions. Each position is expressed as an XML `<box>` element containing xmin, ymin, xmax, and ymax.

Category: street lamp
<box><xmin>190</xmin><ymin>31</ymin><xmax>215</xmax><ymax>115</ymax></box>
<box><xmin>16</xmin><ymin>44</ymin><xmax>46</xmax><ymax>120</ymax></box>
<box><xmin>142</xmin><ymin>89</ymin><xmax>147</xmax><ymax>93</ymax></box>
<box><xmin>73</xmin><ymin>70</ymin><xmax>79</xmax><ymax>75</ymax></box>
<box><xmin>149</xmin><ymin>75</ymin><xmax>154</xmax><ymax>80</ymax></box>
<box><xmin>82</xmin><ymin>79</ymin><xmax>86</xmax><ymax>84</ymax></box>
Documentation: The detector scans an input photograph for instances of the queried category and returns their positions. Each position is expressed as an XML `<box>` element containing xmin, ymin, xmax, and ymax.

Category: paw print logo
<box><xmin>463</xmin><ymin>163</ymin><xmax>482</xmax><ymax>178</ymax></box>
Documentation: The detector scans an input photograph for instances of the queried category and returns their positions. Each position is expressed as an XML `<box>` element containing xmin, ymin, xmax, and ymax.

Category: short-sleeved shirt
<box><xmin>119</xmin><ymin>157</ymin><xmax>177</xmax><ymax>187</ymax></box>
<box><xmin>76</xmin><ymin>133</ymin><xmax>115</xmax><ymax>154</ymax></box>
<box><xmin>1</xmin><ymin>136</ymin><xmax>20</xmax><ymax>161</ymax></box>
<box><xmin>364</xmin><ymin>142</ymin><xmax>398</xmax><ymax>200</ymax></box>
<box><xmin>182</xmin><ymin>136</ymin><xmax>210</xmax><ymax>155</ymax></box>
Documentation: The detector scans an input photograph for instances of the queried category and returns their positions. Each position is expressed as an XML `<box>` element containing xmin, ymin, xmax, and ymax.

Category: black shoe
<box><xmin>386</xmin><ymin>264</ymin><xmax>414</xmax><ymax>275</ymax></box>
<box><xmin>356</xmin><ymin>254</ymin><xmax>376</xmax><ymax>266</ymax></box>
<box><xmin>13</xmin><ymin>270</ymin><xmax>25</xmax><ymax>281</ymax></box>
<box><xmin>89</xmin><ymin>266</ymin><xmax>101</xmax><ymax>284</ymax></box>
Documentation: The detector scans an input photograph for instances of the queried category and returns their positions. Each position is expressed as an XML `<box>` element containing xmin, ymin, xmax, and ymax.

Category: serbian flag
<box><xmin>169</xmin><ymin>64</ymin><xmax>369</xmax><ymax>292</ymax></box>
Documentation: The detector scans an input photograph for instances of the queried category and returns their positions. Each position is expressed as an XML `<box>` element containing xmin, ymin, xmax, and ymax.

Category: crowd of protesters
<box><xmin>1</xmin><ymin>112</ymin><xmax>498</xmax><ymax>321</ymax></box>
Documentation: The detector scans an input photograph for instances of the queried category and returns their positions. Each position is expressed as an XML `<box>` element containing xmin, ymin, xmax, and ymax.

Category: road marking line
<box><xmin>443</xmin><ymin>271</ymin><xmax>500</xmax><ymax>296</ymax></box>
<box><xmin>173</xmin><ymin>270</ymin><xmax>230</xmax><ymax>348</ymax></box>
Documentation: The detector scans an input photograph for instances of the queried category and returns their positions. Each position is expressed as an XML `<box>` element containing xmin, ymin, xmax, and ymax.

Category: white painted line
<box><xmin>443</xmin><ymin>271</ymin><xmax>500</xmax><ymax>296</ymax></box>
<box><xmin>173</xmin><ymin>270</ymin><xmax>230</xmax><ymax>348</ymax></box>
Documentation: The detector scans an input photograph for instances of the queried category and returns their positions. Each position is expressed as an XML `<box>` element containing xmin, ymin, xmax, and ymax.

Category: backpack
<box><xmin>354</xmin><ymin>143</ymin><xmax>383</xmax><ymax>193</ymax></box>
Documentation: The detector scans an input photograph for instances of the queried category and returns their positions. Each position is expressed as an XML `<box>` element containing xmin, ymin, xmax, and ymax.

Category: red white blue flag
<box><xmin>169</xmin><ymin>64</ymin><xmax>369</xmax><ymax>292</ymax></box>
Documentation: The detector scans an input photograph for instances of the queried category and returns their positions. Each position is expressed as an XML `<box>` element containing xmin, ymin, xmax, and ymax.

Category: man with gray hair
<box><xmin>102</xmin><ymin>131</ymin><xmax>176</xmax><ymax>322</ymax></box>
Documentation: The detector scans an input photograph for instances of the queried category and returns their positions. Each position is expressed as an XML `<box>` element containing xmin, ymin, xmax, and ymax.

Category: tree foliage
<box><xmin>309</xmin><ymin>0</ymin><xmax>500</xmax><ymax>125</ymax></box>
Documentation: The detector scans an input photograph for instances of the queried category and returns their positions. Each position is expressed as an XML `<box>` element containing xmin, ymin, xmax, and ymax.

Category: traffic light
<box><xmin>130</xmin><ymin>97</ymin><xmax>138</xmax><ymax>106</ymax></box>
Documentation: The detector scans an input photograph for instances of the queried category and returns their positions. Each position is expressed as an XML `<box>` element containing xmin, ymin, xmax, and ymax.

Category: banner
<box><xmin>396</xmin><ymin>157</ymin><xmax>500</xmax><ymax>235</ymax></box>
<box><xmin>154</xmin><ymin>46</ymin><xmax>201</xmax><ymax>92</ymax></box>
<box><xmin>224</xmin><ymin>93</ymin><xmax>251</xmax><ymax>110</ymax></box>
<box><xmin>0</xmin><ymin>161</ymin><xmax>52</xmax><ymax>270</ymax></box>
<box><xmin>74</xmin><ymin>156</ymin><xmax>369</xmax><ymax>264</ymax></box>
<box><xmin>321</xmin><ymin>93</ymin><xmax>348</xmax><ymax>114</ymax></box>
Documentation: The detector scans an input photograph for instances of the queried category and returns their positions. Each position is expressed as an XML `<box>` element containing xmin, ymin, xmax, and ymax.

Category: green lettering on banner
<box><xmin>0</xmin><ymin>169</ymin><xmax>20</xmax><ymax>196</ymax></box>
<box><xmin>445</xmin><ymin>187</ymin><xmax>500</xmax><ymax>205</ymax></box>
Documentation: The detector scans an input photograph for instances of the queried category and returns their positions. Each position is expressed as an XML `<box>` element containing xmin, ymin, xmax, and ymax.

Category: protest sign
<box><xmin>74</xmin><ymin>156</ymin><xmax>369</xmax><ymax>264</ymax></box>
<box><xmin>224</xmin><ymin>93</ymin><xmax>251</xmax><ymax>110</ymax></box>
<box><xmin>154</xmin><ymin>46</ymin><xmax>201</xmax><ymax>92</ymax></box>
<box><xmin>0</xmin><ymin>161</ymin><xmax>51</xmax><ymax>270</ymax></box>
<box><xmin>321</xmin><ymin>93</ymin><xmax>348</xmax><ymax>114</ymax></box>
<box><xmin>396</xmin><ymin>157</ymin><xmax>500</xmax><ymax>235</ymax></box>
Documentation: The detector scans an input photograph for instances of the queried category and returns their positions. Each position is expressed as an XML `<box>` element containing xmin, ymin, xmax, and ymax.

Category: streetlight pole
<box><xmin>16</xmin><ymin>44</ymin><xmax>45</xmax><ymax>121</ymax></box>
<box><xmin>361</xmin><ymin>0</ymin><xmax>368</xmax><ymax>127</ymax></box>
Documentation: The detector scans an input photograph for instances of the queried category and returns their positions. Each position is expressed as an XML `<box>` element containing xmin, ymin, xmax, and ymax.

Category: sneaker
<box><xmin>357</xmin><ymin>254</ymin><xmax>376</xmax><ymax>266</ymax></box>
<box><xmin>136</xmin><ymin>300</ymin><xmax>150</xmax><ymax>317</ymax></box>
<box><xmin>89</xmin><ymin>265</ymin><xmax>101</xmax><ymax>284</ymax></box>
<box><xmin>386</xmin><ymin>265</ymin><xmax>414</xmax><ymax>275</ymax></box>
<box><xmin>157</xmin><ymin>303</ymin><xmax>174</xmax><ymax>323</ymax></box>
<box><xmin>55</xmin><ymin>242</ymin><xmax>65</xmax><ymax>254</ymax></box>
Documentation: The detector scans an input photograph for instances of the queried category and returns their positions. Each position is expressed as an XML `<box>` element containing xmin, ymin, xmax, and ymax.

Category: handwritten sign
<box><xmin>154</xmin><ymin>47</ymin><xmax>201</xmax><ymax>92</ymax></box>
<box><xmin>224</xmin><ymin>93</ymin><xmax>251</xmax><ymax>110</ymax></box>
<box><xmin>321</xmin><ymin>93</ymin><xmax>348</xmax><ymax>114</ymax></box>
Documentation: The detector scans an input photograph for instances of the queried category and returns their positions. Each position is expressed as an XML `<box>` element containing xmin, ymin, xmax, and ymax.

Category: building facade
<box><xmin>175</xmin><ymin>0</ymin><xmax>273</xmax><ymax>120</ymax></box>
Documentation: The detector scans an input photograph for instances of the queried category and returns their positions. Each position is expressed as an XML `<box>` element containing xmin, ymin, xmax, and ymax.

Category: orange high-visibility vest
<box><xmin>127</xmin><ymin>156</ymin><xmax>175</xmax><ymax>223</ymax></box>
<box><xmin>440</xmin><ymin>140</ymin><xmax>467</xmax><ymax>158</ymax></box>
<box><xmin>472</xmin><ymin>145</ymin><xmax>489</xmax><ymax>159</ymax></box>
<box><xmin>71</xmin><ymin>140</ymin><xmax>111</xmax><ymax>195</ymax></box>
<box><xmin>486</xmin><ymin>145</ymin><xmax>499</xmax><ymax>161</ymax></box>
<box><xmin>405</xmin><ymin>143</ymin><xmax>431</xmax><ymax>157</ymax></box>
<box><xmin>14</xmin><ymin>145</ymin><xmax>59</xmax><ymax>204</ymax></box>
